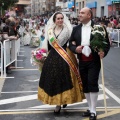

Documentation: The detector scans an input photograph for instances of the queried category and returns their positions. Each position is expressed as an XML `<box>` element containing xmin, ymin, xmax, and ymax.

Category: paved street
<box><xmin>0</xmin><ymin>44</ymin><xmax>120</xmax><ymax>120</ymax></box>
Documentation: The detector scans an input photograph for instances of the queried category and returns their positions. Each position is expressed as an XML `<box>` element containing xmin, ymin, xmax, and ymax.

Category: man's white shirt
<box><xmin>81</xmin><ymin>20</ymin><xmax>92</xmax><ymax>57</ymax></box>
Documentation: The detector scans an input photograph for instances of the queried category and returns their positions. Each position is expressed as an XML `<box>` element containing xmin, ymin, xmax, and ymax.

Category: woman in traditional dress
<box><xmin>18</xmin><ymin>22</ymin><xmax>25</xmax><ymax>45</ymax></box>
<box><xmin>23</xmin><ymin>24</ymin><xmax>31</xmax><ymax>46</ymax></box>
<box><xmin>30</xmin><ymin>24</ymin><xmax>41</xmax><ymax>47</ymax></box>
<box><xmin>38</xmin><ymin>12</ymin><xmax>84</xmax><ymax>113</ymax></box>
<box><xmin>39</xmin><ymin>29</ymin><xmax>45</xmax><ymax>48</ymax></box>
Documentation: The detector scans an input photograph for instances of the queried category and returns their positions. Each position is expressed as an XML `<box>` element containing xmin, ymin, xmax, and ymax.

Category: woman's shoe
<box><xmin>54</xmin><ymin>106</ymin><xmax>61</xmax><ymax>114</ymax></box>
<box><xmin>63</xmin><ymin>104</ymin><xmax>67</xmax><ymax>108</ymax></box>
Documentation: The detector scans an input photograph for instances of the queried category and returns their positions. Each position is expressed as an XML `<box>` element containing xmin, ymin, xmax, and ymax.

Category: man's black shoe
<box><xmin>82</xmin><ymin>110</ymin><xmax>91</xmax><ymax>117</ymax></box>
<box><xmin>89</xmin><ymin>113</ymin><xmax>97</xmax><ymax>120</ymax></box>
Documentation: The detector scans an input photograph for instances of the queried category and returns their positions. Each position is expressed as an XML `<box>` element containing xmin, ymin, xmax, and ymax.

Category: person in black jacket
<box><xmin>69</xmin><ymin>7</ymin><xmax>110</xmax><ymax>120</ymax></box>
<box><xmin>3</xmin><ymin>20</ymin><xmax>18</xmax><ymax>74</ymax></box>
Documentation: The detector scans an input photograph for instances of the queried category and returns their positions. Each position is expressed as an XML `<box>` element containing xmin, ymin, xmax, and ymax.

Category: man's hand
<box><xmin>75</xmin><ymin>46</ymin><xmax>83</xmax><ymax>53</ymax></box>
<box><xmin>98</xmin><ymin>51</ymin><xmax>104</xmax><ymax>59</ymax></box>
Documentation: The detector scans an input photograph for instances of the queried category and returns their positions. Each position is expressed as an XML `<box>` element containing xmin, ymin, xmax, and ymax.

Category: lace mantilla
<box><xmin>50</xmin><ymin>24</ymin><xmax>70</xmax><ymax>46</ymax></box>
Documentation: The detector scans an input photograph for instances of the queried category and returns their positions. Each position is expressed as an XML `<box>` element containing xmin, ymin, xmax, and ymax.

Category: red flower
<box><xmin>36</xmin><ymin>54</ymin><xmax>42</xmax><ymax>60</ymax></box>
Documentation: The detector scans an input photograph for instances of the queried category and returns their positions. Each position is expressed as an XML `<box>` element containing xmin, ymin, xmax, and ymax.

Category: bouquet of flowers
<box><xmin>31</xmin><ymin>48</ymin><xmax>47</xmax><ymax>71</ymax></box>
<box><xmin>31</xmin><ymin>37</ymin><xmax>40</xmax><ymax>47</ymax></box>
<box><xmin>90</xmin><ymin>25</ymin><xmax>107</xmax><ymax>52</ymax></box>
<box><xmin>31</xmin><ymin>29</ymin><xmax>36</xmax><ymax>35</ymax></box>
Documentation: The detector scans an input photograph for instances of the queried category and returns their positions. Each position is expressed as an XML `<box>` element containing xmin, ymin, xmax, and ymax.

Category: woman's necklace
<box><xmin>53</xmin><ymin>26</ymin><xmax>63</xmax><ymax>39</ymax></box>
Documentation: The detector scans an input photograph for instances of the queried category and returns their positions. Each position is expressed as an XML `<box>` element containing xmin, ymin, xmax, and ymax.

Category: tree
<box><xmin>0</xmin><ymin>0</ymin><xmax>18</xmax><ymax>10</ymax></box>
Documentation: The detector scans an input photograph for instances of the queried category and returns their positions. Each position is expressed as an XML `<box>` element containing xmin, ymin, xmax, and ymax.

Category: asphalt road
<box><xmin>0</xmin><ymin>44</ymin><xmax>120</xmax><ymax>120</ymax></box>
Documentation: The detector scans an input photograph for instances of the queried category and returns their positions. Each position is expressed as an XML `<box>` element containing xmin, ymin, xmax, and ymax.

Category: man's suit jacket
<box><xmin>69</xmin><ymin>21</ymin><xmax>110</xmax><ymax>61</ymax></box>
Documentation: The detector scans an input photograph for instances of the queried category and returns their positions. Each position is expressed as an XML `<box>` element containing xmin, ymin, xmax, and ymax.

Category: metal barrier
<box><xmin>15</xmin><ymin>38</ymin><xmax>24</xmax><ymax>69</ymax></box>
<box><xmin>0</xmin><ymin>41</ymin><xmax>3</xmax><ymax>77</ymax></box>
<box><xmin>112</xmin><ymin>29</ymin><xmax>120</xmax><ymax>48</ymax></box>
<box><xmin>3</xmin><ymin>39</ymin><xmax>17</xmax><ymax>77</ymax></box>
<box><xmin>0</xmin><ymin>37</ymin><xmax>23</xmax><ymax>78</ymax></box>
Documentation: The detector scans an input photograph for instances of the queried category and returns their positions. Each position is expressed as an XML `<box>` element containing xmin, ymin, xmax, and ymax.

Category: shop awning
<box><xmin>16</xmin><ymin>1</ymin><xmax>30</xmax><ymax>5</ymax></box>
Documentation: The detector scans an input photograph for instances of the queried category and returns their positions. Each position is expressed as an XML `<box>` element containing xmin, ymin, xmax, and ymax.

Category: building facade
<box><xmin>71</xmin><ymin>0</ymin><xmax>120</xmax><ymax>17</ymax></box>
<box><xmin>16</xmin><ymin>0</ymin><xmax>120</xmax><ymax>17</ymax></box>
<box><xmin>86</xmin><ymin>0</ymin><xmax>120</xmax><ymax>17</ymax></box>
<box><xmin>30</xmin><ymin>0</ymin><xmax>56</xmax><ymax>16</ymax></box>
<box><xmin>106</xmin><ymin>0</ymin><xmax>120</xmax><ymax>16</ymax></box>
<box><xmin>46</xmin><ymin>0</ymin><xmax>56</xmax><ymax>15</ymax></box>
<box><xmin>16</xmin><ymin>0</ymin><xmax>30</xmax><ymax>16</ymax></box>
<box><xmin>76</xmin><ymin>0</ymin><xmax>86</xmax><ymax>15</ymax></box>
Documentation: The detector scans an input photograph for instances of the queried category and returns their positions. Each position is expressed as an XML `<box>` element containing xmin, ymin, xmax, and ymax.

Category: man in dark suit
<box><xmin>69</xmin><ymin>7</ymin><xmax>110</xmax><ymax>120</ymax></box>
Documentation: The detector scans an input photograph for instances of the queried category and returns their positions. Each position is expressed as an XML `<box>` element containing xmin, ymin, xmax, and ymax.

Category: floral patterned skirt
<box><xmin>38</xmin><ymin>48</ymin><xmax>85</xmax><ymax>105</ymax></box>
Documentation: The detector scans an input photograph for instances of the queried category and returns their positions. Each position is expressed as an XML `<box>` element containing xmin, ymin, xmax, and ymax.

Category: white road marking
<box><xmin>0</xmin><ymin>107</ymin><xmax>120</xmax><ymax>112</ymax></box>
<box><xmin>1</xmin><ymin>91</ymin><xmax>37</xmax><ymax>94</ymax></box>
<box><xmin>99</xmin><ymin>84</ymin><xmax>120</xmax><ymax>104</ymax></box>
<box><xmin>11</xmin><ymin>69</ymin><xmax>38</xmax><ymax>71</ymax></box>
<box><xmin>0</xmin><ymin>77</ymin><xmax>14</xmax><ymax>79</ymax></box>
<box><xmin>0</xmin><ymin>78</ymin><xmax>5</xmax><ymax>95</ymax></box>
<box><xmin>0</xmin><ymin>94</ymin><xmax>37</xmax><ymax>105</ymax></box>
<box><xmin>28</xmin><ymin>79</ymin><xmax>39</xmax><ymax>82</ymax></box>
<box><xmin>30</xmin><ymin>94</ymin><xmax>109</xmax><ymax>109</ymax></box>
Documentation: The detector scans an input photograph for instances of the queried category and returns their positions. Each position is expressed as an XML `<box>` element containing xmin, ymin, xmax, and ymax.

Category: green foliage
<box><xmin>90</xmin><ymin>25</ymin><xmax>108</xmax><ymax>52</ymax></box>
<box><xmin>0</xmin><ymin>0</ymin><xmax>18</xmax><ymax>10</ymax></box>
<box><xmin>90</xmin><ymin>33</ymin><xmax>107</xmax><ymax>52</ymax></box>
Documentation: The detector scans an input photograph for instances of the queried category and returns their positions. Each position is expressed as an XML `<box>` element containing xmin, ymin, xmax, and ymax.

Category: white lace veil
<box><xmin>42</xmin><ymin>11</ymin><xmax>72</xmax><ymax>50</ymax></box>
<box><xmin>45</xmin><ymin>11</ymin><xmax>72</xmax><ymax>34</ymax></box>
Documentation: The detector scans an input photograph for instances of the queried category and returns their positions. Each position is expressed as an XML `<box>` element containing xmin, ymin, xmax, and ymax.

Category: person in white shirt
<box><xmin>34</xmin><ymin>25</ymin><xmax>42</xmax><ymax>38</ymax></box>
<box><xmin>23</xmin><ymin>24</ymin><xmax>31</xmax><ymax>46</ymax></box>
<box><xmin>106</xmin><ymin>23</ymin><xmax>113</xmax><ymax>45</ymax></box>
<box><xmin>29</xmin><ymin>20</ymin><xmax>36</xmax><ymax>30</ymax></box>
<box><xmin>18</xmin><ymin>22</ymin><xmax>25</xmax><ymax>45</ymax></box>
